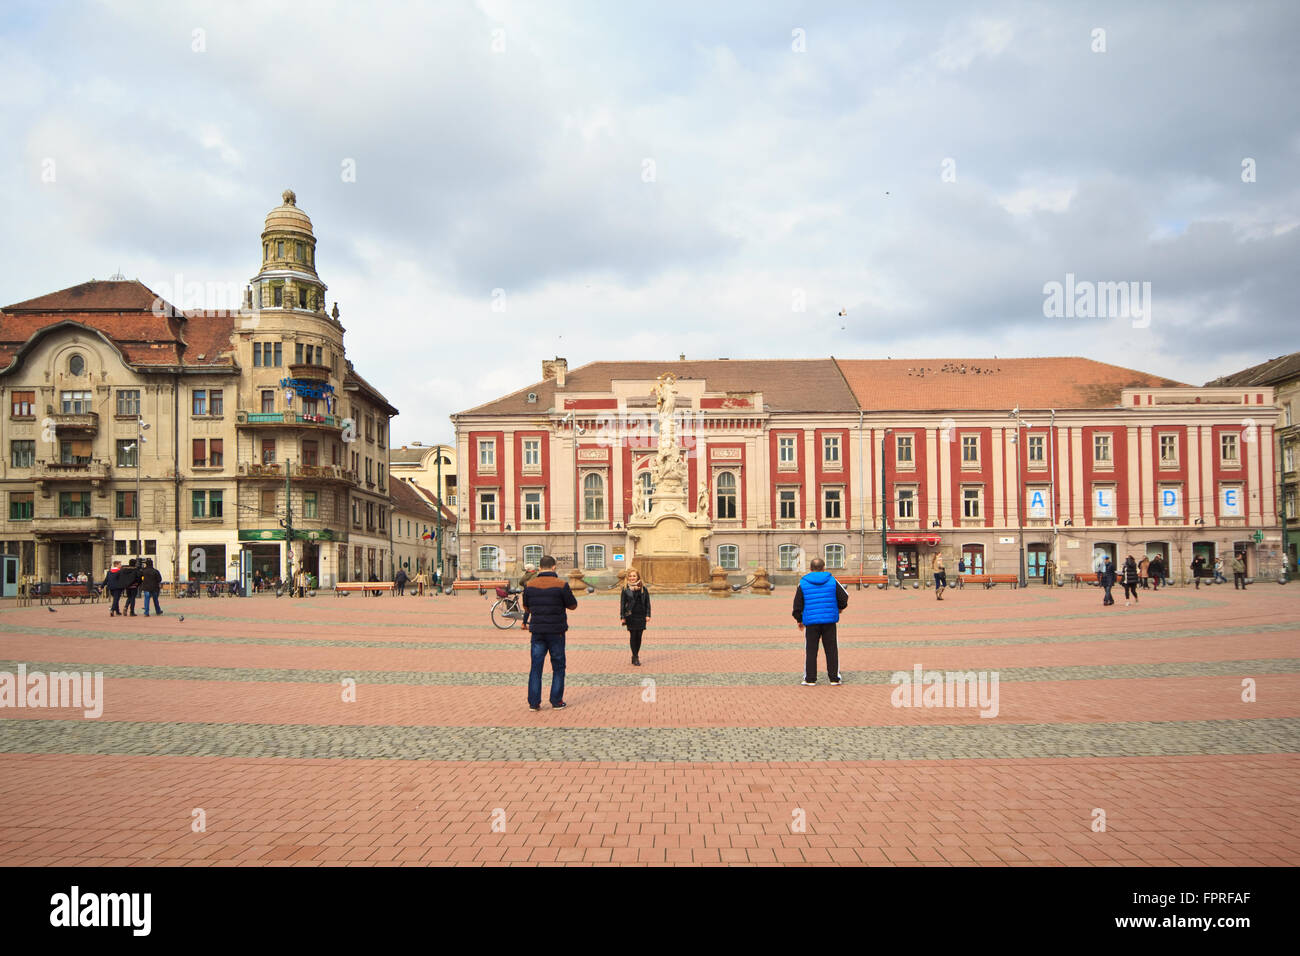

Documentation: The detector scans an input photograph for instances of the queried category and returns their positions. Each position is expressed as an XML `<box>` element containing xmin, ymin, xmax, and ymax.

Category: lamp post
<box><xmin>435</xmin><ymin>450</ymin><xmax>444</xmax><ymax>580</ymax></box>
<box><xmin>565</xmin><ymin>411</ymin><xmax>581</xmax><ymax>571</ymax></box>
<box><xmin>880</xmin><ymin>428</ymin><xmax>892</xmax><ymax>578</ymax></box>
<box><xmin>1009</xmin><ymin>408</ymin><xmax>1029</xmax><ymax>587</ymax></box>
<box><xmin>131</xmin><ymin>417</ymin><xmax>150</xmax><ymax>560</ymax></box>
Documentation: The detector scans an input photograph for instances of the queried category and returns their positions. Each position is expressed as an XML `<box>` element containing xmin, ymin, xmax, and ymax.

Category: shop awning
<box><xmin>886</xmin><ymin>534</ymin><xmax>940</xmax><ymax>546</ymax></box>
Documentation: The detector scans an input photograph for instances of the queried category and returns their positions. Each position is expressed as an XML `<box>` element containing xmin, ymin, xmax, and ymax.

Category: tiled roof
<box><xmin>1206</xmin><ymin>352</ymin><xmax>1300</xmax><ymax>388</ymax></box>
<box><xmin>456</xmin><ymin>359</ymin><xmax>859</xmax><ymax>416</ymax></box>
<box><xmin>390</xmin><ymin>446</ymin><xmax>435</xmax><ymax>464</ymax></box>
<box><xmin>835</xmin><ymin>357</ymin><xmax>1187</xmax><ymax>411</ymax></box>
<box><xmin>3</xmin><ymin>279</ymin><xmax>182</xmax><ymax>315</ymax></box>
<box><xmin>344</xmin><ymin>363</ymin><xmax>398</xmax><ymax>416</ymax></box>
<box><xmin>390</xmin><ymin>478</ymin><xmax>455</xmax><ymax>524</ymax></box>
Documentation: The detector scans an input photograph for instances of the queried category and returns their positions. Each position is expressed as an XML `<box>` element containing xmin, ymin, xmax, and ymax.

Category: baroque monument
<box><xmin>624</xmin><ymin>373</ymin><xmax>712</xmax><ymax>586</ymax></box>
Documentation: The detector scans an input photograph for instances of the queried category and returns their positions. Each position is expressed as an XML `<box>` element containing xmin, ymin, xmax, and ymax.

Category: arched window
<box><xmin>584</xmin><ymin>544</ymin><xmax>606</xmax><ymax>570</ymax></box>
<box><xmin>68</xmin><ymin>354</ymin><xmax>85</xmax><ymax>376</ymax></box>
<box><xmin>637</xmin><ymin>471</ymin><xmax>653</xmax><ymax>513</ymax></box>
<box><xmin>824</xmin><ymin>544</ymin><xmax>846</xmax><ymax>569</ymax></box>
<box><xmin>717</xmin><ymin>544</ymin><xmax>739</xmax><ymax>570</ymax></box>
<box><xmin>778</xmin><ymin>544</ymin><xmax>801</xmax><ymax>571</ymax></box>
<box><xmin>716</xmin><ymin>471</ymin><xmax>737</xmax><ymax>519</ymax></box>
<box><xmin>583</xmin><ymin>473</ymin><xmax>605</xmax><ymax>521</ymax></box>
<box><xmin>523</xmin><ymin>544</ymin><xmax>543</xmax><ymax>567</ymax></box>
<box><xmin>478</xmin><ymin>545</ymin><xmax>502</xmax><ymax>572</ymax></box>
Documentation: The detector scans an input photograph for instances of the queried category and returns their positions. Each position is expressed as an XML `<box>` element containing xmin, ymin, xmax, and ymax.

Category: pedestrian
<box><xmin>368</xmin><ymin>570</ymin><xmax>380</xmax><ymax>597</ymax></box>
<box><xmin>1149</xmin><ymin>556</ymin><xmax>1164</xmax><ymax>591</ymax></box>
<box><xmin>895</xmin><ymin>554</ymin><xmax>906</xmax><ymax>589</ymax></box>
<box><xmin>103</xmin><ymin>561</ymin><xmax>124</xmax><ymax>617</ymax></box>
<box><xmin>1138</xmin><ymin>555</ymin><xmax>1150</xmax><ymax>589</ymax></box>
<box><xmin>394</xmin><ymin>567</ymin><xmax>408</xmax><ymax>596</ymax></box>
<box><xmin>1191</xmin><ymin>554</ymin><xmax>1205</xmax><ymax>589</ymax></box>
<box><xmin>619</xmin><ymin>568</ymin><xmax>652</xmax><ymax>666</ymax></box>
<box><xmin>519</xmin><ymin>563</ymin><xmax>538</xmax><ymax>589</ymax></box>
<box><xmin>1232</xmin><ymin>551</ymin><xmax>1247</xmax><ymax>589</ymax></box>
<box><xmin>1099</xmin><ymin>556</ymin><xmax>1117</xmax><ymax>606</ymax></box>
<box><xmin>931</xmin><ymin>552</ymin><xmax>947</xmax><ymax>600</ymax></box>
<box><xmin>793</xmin><ymin>557</ymin><xmax>850</xmax><ymax>685</ymax></box>
<box><xmin>956</xmin><ymin>556</ymin><xmax>966</xmax><ymax>588</ymax></box>
<box><xmin>1121</xmin><ymin>555</ymin><xmax>1140</xmax><ymax>606</ymax></box>
<box><xmin>140</xmin><ymin>558</ymin><xmax>163</xmax><ymax>617</ymax></box>
<box><xmin>1213</xmin><ymin>556</ymin><xmax>1227</xmax><ymax>584</ymax></box>
<box><xmin>521</xmin><ymin>555</ymin><xmax>577</xmax><ymax>711</ymax></box>
<box><xmin>120</xmin><ymin>558</ymin><xmax>141</xmax><ymax>616</ymax></box>
<box><xmin>1045</xmin><ymin>557</ymin><xmax>1055</xmax><ymax>587</ymax></box>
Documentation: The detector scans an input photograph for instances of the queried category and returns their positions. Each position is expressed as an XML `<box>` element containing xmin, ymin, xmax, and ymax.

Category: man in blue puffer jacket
<box><xmin>792</xmin><ymin>558</ymin><xmax>850</xmax><ymax>686</ymax></box>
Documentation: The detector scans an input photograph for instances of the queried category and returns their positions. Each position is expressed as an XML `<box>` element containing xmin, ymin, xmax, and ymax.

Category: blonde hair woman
<box><xmin>619</xmin><ymin>568</ymin><xmax>653</xmax><ymax>666</ymax></box>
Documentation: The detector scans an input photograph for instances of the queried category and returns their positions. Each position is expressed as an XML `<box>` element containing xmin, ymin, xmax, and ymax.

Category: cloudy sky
<box><xmin>2</xmin><ymin>0</ymin><xmax>1297</xmax><ymax>443</ymax></box>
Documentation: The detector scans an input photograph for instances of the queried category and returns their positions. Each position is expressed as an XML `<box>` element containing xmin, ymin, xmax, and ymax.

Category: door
<box><xmin>1192</xmin><ymin>540</ymin><xmax>1215</xmax><ymax>578</ymax></box>
<box><xmin>894</xmin><ymin>548</ymin><xmax>918</xmax><ymax>578</ymax></box>
<box><xmin>58</xmin><ymin>542</ymin><xmax>92</xmax><ymax>580</ymax></box>
<box><xmin>1</xmin><ymin>556</ymin><xmax>16</xmax><ymax>598</ymax></box>
<box><xmin>1027</xmin><ymin>544</ymin><xmax>1048</xmax><ymax>581</ymax></box>
<box><xmin>961</xmin><ymin>544</ymin><xmax>985</xmax><ymax>575</ymax></box>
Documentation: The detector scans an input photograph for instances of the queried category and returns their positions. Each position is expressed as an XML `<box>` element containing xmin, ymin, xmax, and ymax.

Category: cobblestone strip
<box><xmin>4</xmin><ymin>658</ymin><xmax>1295</xmax><ymax>687</ymax></box>
<box><xmin>2</xmin><ymin>718</ymin><xmax>1296</xmax><ymax>761</ymax></box>
<box><xmin>0</xmin><ymin>620</ymin><xmax>1291</xmax><ymax>652</ymax></box>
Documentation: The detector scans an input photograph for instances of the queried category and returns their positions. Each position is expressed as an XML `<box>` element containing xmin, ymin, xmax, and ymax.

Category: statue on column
<box><xmin>651</xmin><ymin>373</ymin><xmax>679</xmax><ymax>456</ymax></box>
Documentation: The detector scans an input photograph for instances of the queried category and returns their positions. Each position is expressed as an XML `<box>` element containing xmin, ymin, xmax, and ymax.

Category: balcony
<box><xmin>51</xmin><ymin>412</ymin><xmax>99</xmax><ymax>433</ymax></box>
<box><xmin>295</xmin><ymin>463</ymin><xmax>356</xmax><ymax>484</ymax></box>
<box><xmin>34</xmin><ymin>459</ymin><xmax>111</xmax><ymax>496</ymax></box>
<box><xmin>238</xmin><ymin>462</ymin><xmax>285</xmax><ymax>479</ymax></box>
<box><xmin>32</xmin><ymin>514</ymin><xmax>111</xmax><ymax>535</ymax></box>
<box><xmin>288</xmin><ymin>362</ymin><xmax>332</xmax><ymax>380</ymax></box>
<box><xmin>235</xmin><ymin>410</ymin><xmax>343</xmax><ymax>431</ymax></box>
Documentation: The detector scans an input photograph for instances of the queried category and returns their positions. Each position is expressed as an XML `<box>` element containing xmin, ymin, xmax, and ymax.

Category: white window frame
<box><xmin>962</xmin><ymin>486</ymin><xmax>982</xmax><ymax>519</ymax></box>
<box><xmin>822</xmin><ymin>435</ymin><xmax>840</xmax><ymax>465</ymax></box>
<box><xmin>961</xmin><ymin>434</ymin><xmax>979</xmax><ymax>465</ymax></box>
<box><xmin>1159</xmin><ymin>433</ymin><xmax>1178</xmax><ymax>467</ymax></box>
<box><xmin>778</xmin><ymin>487</ymin><xmax>798</xmax><ymax>521</ymax></box>
<box><xmin>1027</xmin><ymin>434</ymin><xmax>1046</xmax><ymax>466</ymax></box>
<box><xmin>523</xmin><ymin>489</ymin><xmax>543</xmax><ymax>523</ymax></box>
<box><xmin>478</xmin><ymin>490</ymin><xmax>497</xmax><ymax>522</ymax></box>
<box><xmin>523</xmin><ymin>544</ymin><xmax>544</xmax><ymax>567</ymax></box>
<box><xmin>583</xmin><ymin>472</ymin><xmax>605</xmax><ymax>521</ymax></box>
<box><xmin>1093</xmin><ymin>433</ymin><xmax>1112</xmax><ymax>465</ymax></box>
<box><xmin>714</xmin><ymin>471</ymin><xmax>737</xmax><ymax>519</ymax></box>
<box><xmin>777</xmin><ymin>544</ymin><xmax>800</xmax><ymax>571</ymax></box>
<box><xmin>897</xmin><ymin>486</ymin><xmax>915</xmax><ymax>519</ymax></box>
<box><xmin>777</xmin><ymin>435</ymin><xmax>797</xmax><ymax>469</ymax></box>
<box><xmin>823</xmin><ymin>487</ymin><xmax>842</xmax><ymax>520</ymax></box>
<box><xmin>1220</xmin><ymin>432</ymin><xmax>1239</xmax><ymax>465</ymax></box>
<box><xmin>478</xmin><ymin>546</ymin><xmax>502</xmax><ymax>572</ymax></box>
<box><xmin>824</xmin><ymin>543</ymin><xmax>846</xmax><ymax>569</ymax></box>
<box><xmin>522</xmin><ymin>438</ymin><xmax>541</xmax><ymax>471</ymax></box>
<box><xmin>478</xmin><ymin>439</ymin><xmax>496</xmax><ymax>470</ymax></box>
<box><xmin>584</xmin><ymin>544</ymin><xmax>606</xmax><ymax>571</ymax></box>
<box><xmin>896</xmin><ymin>434</ymin><xmax>914</xmax><ymax>466</ymax></box>
<box><xmin>717</xmin><ymin>544</ymin><xmax>739</xmax><ymax>570</ymax></box>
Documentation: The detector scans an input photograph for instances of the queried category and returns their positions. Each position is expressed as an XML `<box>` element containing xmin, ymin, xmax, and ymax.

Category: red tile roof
<box><xmin>390</xmin><ymin>477</ymin><xmax>455</xmax><ymax>524</ymax></box>
<box><xmin>1206</xmin><ymin>352</ymin><xmax>1300</xmax><ymax>388</ymax></box>
<box><xmin>834</xmin><ymin>357</ymin><xmax>1187</xmax><ymax>411</ymax></box>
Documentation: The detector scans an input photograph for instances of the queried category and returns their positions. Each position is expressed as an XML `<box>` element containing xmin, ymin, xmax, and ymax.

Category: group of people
<box><xmin>391</xmin><ymin>568</ymin><xmax>440</xmax><ymax>596</ymax></box>
<box><xmin>101</xmin><ymin>558</ymin><xmax>163</xmax><ymax>617</ymax></box>
<box><xmin>1097</xmin><ymin>550</ymin><xmax>1250</xmax><ymax>605</ymax></box>
<box><xmin>518</xmin><ymin>554</ymin><xmax>849</xmax><ymax>709</ymax></box>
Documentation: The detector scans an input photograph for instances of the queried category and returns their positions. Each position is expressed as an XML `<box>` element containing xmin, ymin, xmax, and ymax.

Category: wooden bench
<box><xmin>448</xmin><ymin>580</ymin><xmax>509</xmax><ymax>595</ymax></box>
<box><xmin>46</xmin><ymin>583</ymin><xmax>97</xmax><ymax>605</ymax></box>
<box><xmin>960</xmin><ymin>574</ymin><xmax>1021</xmax><ymax>589</ymax></box>
<box><xmin>334</xmin><ymin>582</ymin><xmax>396</xmax><ymax>596</ymax></box>
<box><xmin>1071</xmin><ymin>572</ymin><xmax>1099</xmax><ymax>588</ymax></box>
<box><xmin>834</xmin><ymin>574</ymin><xmax>890</xmax><ymax>588</ymax></box>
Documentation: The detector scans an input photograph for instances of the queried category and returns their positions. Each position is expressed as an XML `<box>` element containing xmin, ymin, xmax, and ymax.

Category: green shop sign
<box><xmin>238</xmin><ymin>529</ymin><xmax>336</xmax><ymax>542</ymax></box>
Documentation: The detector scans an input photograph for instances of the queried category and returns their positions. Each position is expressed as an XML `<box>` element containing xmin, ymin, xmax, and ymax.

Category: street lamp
<box><xmin>127</xmin><ymin>418</ymin><xmax>150</xmax><ymax>562</ymax></box>
<box><xmin>1008</xmin><ymin>408</ymin><xmax>1030</xmax><ymax>587</ymax></box>
<box><xmin>880</xmin><ymin>428</ymin><xmax>892</xmax><ymax>578</ymax></box>
<box><xmin>565</xmin><ymin>412</ymin><xmax>585</xmax><ymax>572</ymax></box>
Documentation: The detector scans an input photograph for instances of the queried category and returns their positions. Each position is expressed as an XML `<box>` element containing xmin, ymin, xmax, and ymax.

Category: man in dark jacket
<box><xmin>792</xmin><ymin>558</ymin><xmax>850</xmax><ymax>685</ymax></box>
<box><xmin>394</xmin><ymin>567</ymin><xmax>408</xmax><ymax>596</ymax></box>
<box><xmin>521</xmin><ymin>555</ymin><xmax>578</xmax><ymax>710</ymax></box>
<box><xmin>103</xmin><ymin>561</ymin><xmax>124</xmax><ymax>617</ymax></box>
<box><xmin>119</xmin><ymin>558</ymin><xmax>141</xmax><ymax>616</ymax></box>
<box><xmin>140</xmin><ymin>558</ymin><xmax>163</xmax><ymax>617</ymax></box>
<box><xmin>1099</xmin><ymin>556</ymin><xmax>1117</xmax><ymax>606</ymax></box>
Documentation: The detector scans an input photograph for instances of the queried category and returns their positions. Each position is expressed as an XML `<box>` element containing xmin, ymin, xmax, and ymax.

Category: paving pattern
<box><xmin>1</xmin><ymin>584</ymin><xmax>1297</xmax><ymax>865</ymax></box>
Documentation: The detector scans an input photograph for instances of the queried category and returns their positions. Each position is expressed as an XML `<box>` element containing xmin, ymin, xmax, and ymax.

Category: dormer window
<box><xmin>68</xmin><ymin>354</ymin><xmax>85</xmax><ymax>376</ymax></box>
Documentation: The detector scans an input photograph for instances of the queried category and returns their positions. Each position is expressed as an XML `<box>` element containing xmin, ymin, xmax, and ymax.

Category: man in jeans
<box><xmin>521</xmin><ymin>555</ymin><xmax>578</xmax><ymax>710</ymax></box>
<box><xmin>792</xmin><ymin>557</ymin><xmax>850</xmax><ymax>685</ymax></box>
<box><xmin>139</xmin><ymin>558</ymin><xmax>163</xmax><ymax>616</ymax></box>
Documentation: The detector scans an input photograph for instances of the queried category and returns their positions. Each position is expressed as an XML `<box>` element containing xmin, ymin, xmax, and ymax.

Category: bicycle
<box><xmin>490</xmin><ymin>586</ymin><xmax>525</xmax><ymax>629</ymax></box>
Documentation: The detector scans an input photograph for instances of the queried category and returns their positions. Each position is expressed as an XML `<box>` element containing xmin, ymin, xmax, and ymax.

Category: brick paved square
<box><xmin>1</xmin><ymin>585</ymin><xmax>1297</xmax><ymax>866</ymax></box>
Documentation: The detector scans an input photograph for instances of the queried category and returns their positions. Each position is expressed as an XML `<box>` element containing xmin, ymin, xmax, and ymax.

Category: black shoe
<box><xmin>528</xmin><ymin>704</ymin><xmax>541</xmax><ymax>712</ymax></box>
<box><xmin>632</xmin><ymin>656</ymin><xmax>641</xmax><ymax>666</ymax></box>
<box><xmin>551</xmin><ymin>701</ymin><xmax>567</xmax><ymax>709</ymax></box>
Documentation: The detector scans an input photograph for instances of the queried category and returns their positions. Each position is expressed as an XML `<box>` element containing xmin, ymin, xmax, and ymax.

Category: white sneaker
<box><xmin>801</xmin><ymin>680</ymin><xmax>816</xmax><ymax>686</ymax></box>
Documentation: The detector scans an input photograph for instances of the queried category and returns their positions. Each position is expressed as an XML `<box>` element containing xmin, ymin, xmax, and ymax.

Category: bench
<box><xmin>46</xmin><ymin>583</ymin><xmax>98</xmax><ymax>605</ymax></box>
<box><xmin>334</xmin><ymin>582</ymin><xmax>396</xmax><ymax>596</ymax></box>
<box><xmin>961</xmin><ymin>574</ymin><xmax>1021</xmax><ymax>589</ymax></box>
<box><xmin>1071</xmin><ymin>573</ymin><xmax>1099</xmax><ymax>588</ymax></box>
<box><xmin>448</xmin><ymin>580</ymin><xmax>509</xmax><ymax>595</ymax></box>
<box><xmin>834</xmin><ymin>574</ymin><xmax>890</xmax><ymax>589</ymax></box>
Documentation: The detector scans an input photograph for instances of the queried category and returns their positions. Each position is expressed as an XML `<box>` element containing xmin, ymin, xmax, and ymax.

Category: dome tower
<box><xmin>250</xmin><ymin>189</ymin><xmax>329</xmax><ymax>316</ymax></box>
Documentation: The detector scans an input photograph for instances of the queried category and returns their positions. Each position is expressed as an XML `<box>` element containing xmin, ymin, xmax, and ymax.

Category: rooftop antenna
<box><xmin>108</xmin><ymin>268</ymin><xmax>126</xmax><ymax>281</ymax></box>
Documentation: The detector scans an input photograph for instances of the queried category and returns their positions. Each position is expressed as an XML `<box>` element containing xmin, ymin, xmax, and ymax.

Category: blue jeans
<box><xmin>143</xmin><ymin>591</ymin><xmax>162</xmax><ymax>615</ymax></box>
<box><xmin>528</xmin><ymin>632</ymin><xmax>566</xmax><ymax>707</ymax></box>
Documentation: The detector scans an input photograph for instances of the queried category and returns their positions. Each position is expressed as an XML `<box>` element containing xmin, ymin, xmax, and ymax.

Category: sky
<box><xmin>1</xmin><ymin>0</ymin><xmax>1297</xmax><ymax>445</ymax></box>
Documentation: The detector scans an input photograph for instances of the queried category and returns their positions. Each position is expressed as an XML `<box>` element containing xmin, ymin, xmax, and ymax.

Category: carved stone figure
<box><xmin>696</xmin><ymin>484</ymin><xmax>709</xmax><ymax>519</ymax></box>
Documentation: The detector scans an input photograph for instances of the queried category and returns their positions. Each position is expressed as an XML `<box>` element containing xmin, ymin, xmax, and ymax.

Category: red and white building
<box><xmin>451</xmin><ymin>357</ymin><xmax>1283</xmax><ymax>583</ymax></box>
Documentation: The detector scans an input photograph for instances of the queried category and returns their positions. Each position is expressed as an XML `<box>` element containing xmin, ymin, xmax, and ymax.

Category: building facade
<box><xmin>451</xmin><ymin>357</ymin><xmax>1284</xmax><ymax>584</ymax></box>
<box><xmin>0</xmin><ymin>190</ymin><xmax>397</xmax><ymax>586</ymax></box>
<box><xmin>389</xmin><ymin>443</ymin><xmax>457</xmax><ymax>511</ymax></box>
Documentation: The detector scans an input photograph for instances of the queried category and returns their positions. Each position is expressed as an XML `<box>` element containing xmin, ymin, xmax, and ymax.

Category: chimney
<box><xmin>542</xmin><ymin>357</ymin><xmax>568</xmax><ymax>387</ymax></box>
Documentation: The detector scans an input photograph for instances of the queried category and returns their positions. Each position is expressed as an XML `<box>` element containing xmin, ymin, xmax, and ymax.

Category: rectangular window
<box><xmin>209</xmin><ymin>389</ymin><xmax>223</xmax><ymax>417</ymax></box>
<box><xmin>478</xmin><ymin>439</ymin><xmax>496</xmax><ymax>468</ymax></box>
<box><xmin>365</xmin><ymin>458</ymin><xmax>373</xmax><ymax>483</ymax></box>
<box><xmin>479</xmin><ymin>492</ymin><xmax>497</xmax><ymax>522</ymax></box>
<box><xmin>9</xmin><ymin>492</ymin><xmax>33</xmax><ymax>521</ymax></box>
<box><xmin>295</xmin><ymin>342</ymin><xmax>304</xmax><ymax>364</ymax></box>
<box><xmin>260</xmin><ymin>489</ymin><xmax>276</xmax><ymax>516</ymax></box>
<box><xmin>261</xmin><ymin>439</ymin><xmax>276</xmax><ymax>464</ymax></box>
<box><xmin>377</xmin><ymin>463</ymin><xmax>385</xmax><ymax>490</ymax></box>
<box><xmin>963</xmin><ymin>487</ymin><xmax>982</xmax><ymax>518</ymax></box>
<box><xmin>823</xmin><ymin>435</ymin><xmax>840</xmax><ymax>463</ymax></box>
<box><xmin>304</xmin><ymin>491</ymin><xmax>318</xmax><ymax>519</ymax></box>
<box><xmin>779</xmin><ymin>489</ymin><xmax>797</xmax><ymax>520</ymax></box>
<box><xmin>209</xmin><ymin>439</ymin><xmax>223</xmax><ymax>468</ymax></box>
<box><xmin>378</xmin><ymin>506</ymin><xmax>385</xmax><ymax>531</ymax></box>
<box><xmin>192</xmin><ymin>490</ymin><xmax>206</xmax><ymax>518</ymax></box>
<box><xmin>59</xmin><ymin>439</ymin><xmax>92</xmax><ymax>465</ymax></box>
<box><xmin>897</xmin><ymin>487</ymin><xmax>915</xmax><ymax>519</ymax></box>
<box><xmin>116</xmin><ymin>439</ymin><xmax>138</xmax><ymax>467</ymax></box>
<box><xmin>523</xmin><ymin>439</ymin><xmax>541</xmax><ymax>469</ymax></box>
<box><xmin>1093</xmin><ymin>434</ymin><xmax>1112</xmax><ymax>463</ymax></box>
<box><xmin>1221</xmin><ymin>432</ymin><xmax>1239</xmax><ymax>463</ymax></box>
<box><xmin>778</xmin><ymin>436</ymin><xmax>796</xmax><ymax>465</ymax></box>
<box><xmin>824</xmin><ymin>544</ymin><xmax>846</xmax><ymax>569</ymax></box>
<box><xmin>60</xmin><ymin>390</ymin><xmax>92</xmax><ymax>414</ymax></box>
<box><xmin>273</xmin><ymin>342</ymin><xmax>282</xmax><ymax>367</ymax></box>
<box><xmin>115</xmin><ymin>490</ymin><xmax>137</xmax><ymax>519</ymax></box>
<box><xmin>524</xmin><ymin>490</ymin><xmax>542</xmax><ymax>522</ymax></box>
<box><xmin>58</xmin><ymin>492</ymin><xmax>91</xmax><ymax>517</ymax></box>
<box><xmin>352</xmin><ymin>498</ymin><xmax>360</xmax><ymax>526</ymax></box>
<box><xmin>11</xmin><ymin>390</ymin><xmax>34</xmax><ymax>417</ymax></box>
<box><xmin>302</xmin><ymin>440</ymin><xmax>319</xmax><ymax>467</ymax></box>
<box><xmin>10</xmin><ymin>440</ymin><xmax>35</xmax><ymax>468</ymax></box>
<box><xmin>261</xmin><ymin>389</ymin><xmax>275</xmax><ymax>413</ymax></box>
<box><xmin>584</xmin><ymin>544</ymin><xmax>605</xmax><ymax>571</ymax></box>
<box><xmin>961</xmin><ymin>435</ymin><xmax>979</xmax><ymax>464</ymax></box>
<box><xmin>298</xmin><ymin>288</ymin><xmax>308</xmax><ymax>309</ymax></box>
<box><xmin>1159</xmin><ymin>433</ymin><xmax>1178</xmax><ymax>465</ymax></box>
<box><xmin>253</xmin><ymin>343</ymin><xmax>264</xmax><ymax>367</ymax></box>
<box><xmin>273</xmin><ymin>286</ymin><xmax>283</xmax><ymax>307</ymax></box>
<box><xmin>717</xmin><ymin>544</ymin><xmax>739</xmax><ymax>570</ymax></box>
<box><xmin>823</xmin><ymin>488</ymin><xmax>842</xmax><ymax>519</ymax></box>
<box><xmin>116</xmin><ymin>389</ymin><xmax>140</xmax><ymax>416</ymax></box>
<box><xmin>192</xmin><ymin>390</ymin><xmax>207</xmax><ymax>416</ymax></box>
<box><xmin>193</xmin><ymin>439</ymin><xmax>207</xmax><ymax>468</ymax></box>
<box><xmin>896</xmin><ymin>435</ymin><xmax>913</xmax><ymax>464</ymax></box>
<box><xmin>1027</xmin><ymin>435</ymin><xmax>1045</xmax><ymax>464</ymax></box>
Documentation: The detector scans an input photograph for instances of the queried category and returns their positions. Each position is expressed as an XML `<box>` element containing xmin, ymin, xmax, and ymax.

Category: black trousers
<box><xmin>628</xmin><ymin>627</ymin><xmax>644</xmax><ymax>655</ymax></box>
<box><xmin>804</xmin><ymin>623</ymin><xmax>840</xmax><ymax>683</ymax></box>
<box><xmin>1234</xmin><ymin>572</ymin><xmax>1247</xmax><ymax>589</ymax></box>
<box><xmin>123</xmin><ymin>587</ymin><xmax>138</xmax><ymax>614</ymax></box>
<box><xmin>1122</xmin><ymin>582</ymin><xmax>1138</xmax><ymax>600</ymax></box>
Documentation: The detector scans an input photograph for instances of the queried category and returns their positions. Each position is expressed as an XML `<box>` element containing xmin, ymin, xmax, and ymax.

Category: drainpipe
<box><xmin>173</xmin><ymin>372</ymin><xmax>181</xmax><ymax>585</ymax></box>
<box><xmin>1049</xmin><ymin>408</ymin><xmax>1058</xmax><ymax>581</ymax></box>
<box><xmin>858</xmin><ymin>409</ymin><xmax>865</xmax><ymax>574</ymax></box>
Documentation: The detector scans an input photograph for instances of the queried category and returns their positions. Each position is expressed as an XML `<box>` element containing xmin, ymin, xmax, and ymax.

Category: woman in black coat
<box><xmin>1121</xmin><ymin>555</ymin><xmax>1140</xmax><ymax>606</ymax></box>
<box><xmin>619</xmin><ymin>568</ymin><xmax>652</xmax><ymax>666</ymax></box>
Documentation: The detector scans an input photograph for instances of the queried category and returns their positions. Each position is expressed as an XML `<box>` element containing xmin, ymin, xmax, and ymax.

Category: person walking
<box><xmin>1121</xmin><ymin>555</ymin><xmax>1140</xmax><ymax>606</ymax></box>
<box><xmin>394</xmin><ymin>567</ymin><xmax>408</xmax><ymax>596</ymax></box>
<box><xmin>931</xmin><ymin>552</ymin><xmax>947</xmax><ymax>600</ymax></box>
<box><xmin>956</xmin><ymin>556</ymin><xmax>966</xmax><ymax>589</ymax></box>
<box><xmin>120</xmin><ymin>558</ymin><xmax>141</xmax><ymax>616</ymax></box>
<box><xmin>1138</xmin><ymin>555</ymin><xmax>1150</xmax><ymax>589</ymax></box>
<box><xmin>895</xmin><ymin>553</ymin><xmax>906</xmax><ymax>589</ymax></box>
<box><xmin>518</xmin><ymin>563</ymin><xmax>538</xmax><ymax>589</ymax></box>
<box><xmin>1045</xmin><ymin>557</ymin><xmax>1055</xmax><ymax>587</ymax></box>
<box><xmin>1149</xmin><ymin>555</ymin><xmax>1164</xmax><ymax>591</ymax></box>
<box><xmin>619</xmin><ymin>568</ymin><xmax>652</xmax><ymax>666</ymax></box>
<box><xmin>1099</xmin><ymin>556</ymin><xmax>1117</xmax><ymax>606</ymax></box>
<box><xmin>792</xmin><ymin>557</ymin><xmax>850</xmax><ymax>685</ymax></box>
<box><xmin>140</xmin><ymin>558</ymin><xmax>163</xmax><ymax>617</ymax></box>
<box><xmin>1232</xmin><ymin>551</ymin><xmax>1248</xmax><ymax>589</ymax></box>
<box><xmin>103</xmin><ymin>561</ymin><xmax>124</xmax><ymax>617</ymax></box>
<box><xmin>1191</xmin><ymin>554</ymin><xmax>1205</xmax><ymax>589</ymax></box>
<box><xmin>1213</xmin><ymin>556</ymin><xmax>1227</xmax><ymax>585</ymax></box>
<box><xmin>521</xmin><ymin>555</ymin><xmax>578</xmax><ymax>710</ymax></box>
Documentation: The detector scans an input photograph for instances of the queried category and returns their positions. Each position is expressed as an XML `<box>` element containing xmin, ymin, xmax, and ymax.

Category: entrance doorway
<box><xmin>1027</xmin><ymin>543</ymin><xmax>1049</xmax><ymax>581</ymax></box>
<box><xmin>961</xmin><ymin>543</ymin><xmax>985</xmax><ymax>575</ymax></box>
<box><xmin>1091</xmin><ymin>541</ymin><xmax>1117</xmax><ymax>573</ymax></box>
<box><xmin>247</xmin><ymin>544</ymin><xmax>281</xmax><ymax>589</ymax></box>
<box><xmin>58</xmin><ymin>541</ymin><xmax>93</xmax><ymax>580</ymax></box>
<box><xmin>892</xmin><ymin>547</ymin><xmax>918</xmax><ymax>580</ymax></box>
